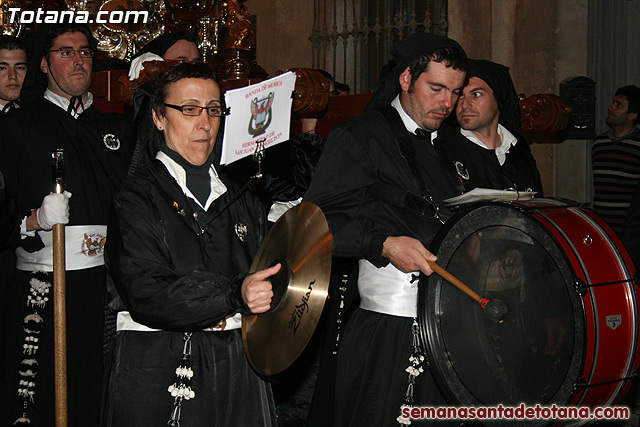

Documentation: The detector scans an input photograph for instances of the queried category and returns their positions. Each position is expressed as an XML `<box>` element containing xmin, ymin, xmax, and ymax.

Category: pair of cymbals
<box><xmin>242</xmin><ymin>202</ymin><xmax>333</xmax><ymax>376</ymax></box>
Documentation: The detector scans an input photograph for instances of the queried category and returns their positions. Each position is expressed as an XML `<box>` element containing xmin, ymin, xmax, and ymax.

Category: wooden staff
<box><xmin>52</xmin><ymin>149</ymin><xmax>67</xmax><ymax>427</ymax></box>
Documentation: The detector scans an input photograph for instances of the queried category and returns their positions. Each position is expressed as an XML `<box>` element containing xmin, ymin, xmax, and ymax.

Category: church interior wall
<box><xmin>247</xmin><ymin>0</ymin><xmax>598</xmax><ymax>201</ymax></box>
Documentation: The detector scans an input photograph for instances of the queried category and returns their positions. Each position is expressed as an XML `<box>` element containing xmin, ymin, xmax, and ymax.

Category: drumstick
<box><xmin>427</xmin><ymin>260</ymin><xmax>508</xmax><ymax>323</ymax></box>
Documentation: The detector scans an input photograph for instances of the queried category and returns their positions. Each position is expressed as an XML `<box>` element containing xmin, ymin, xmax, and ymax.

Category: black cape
<box><xmin>442</xmin><ymin>128</ymin><xmax>544</xmax><ymax>194</ymax></box>
<box><xmin>304</xmin><ymin>107</ymin><xmax>468</xmax><ymax>426</ymax></box>
<box><xmin>0</xmin><ymin>97</ymin><xmax>133</xmax><ymax>426</ymax></box>
<box><xmin>102</xmin><ymin>159</ymin><xmax>275</xmax><ymax>425</ymax></box>
<box><xmin>305</xmin><ymin>108</ymin><xmax>468</xmax><ymax>264</ymax></box>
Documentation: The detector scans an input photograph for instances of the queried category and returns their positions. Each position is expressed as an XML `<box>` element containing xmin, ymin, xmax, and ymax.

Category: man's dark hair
<box><xmin>152</xmin><ymin>61</ymin><xmax>217</xmax><ymax>116</ymax></box>
<box><xmin>335</xmin><ymin>81</ymin><xmax>350</xmax><ymax>94</ymax></box>
<box><xmin>181</xmin><ymin>28</ymin><xmax>199</xmax><ymax>45</ymax></box>
<box><xmin>43</xmin><ymin>24</ymin><xmax>96</xmax><ymax>61</ymax></box>
<box><xmin>133</xmin><ymin>29</ymin><xmax>200</xmax><ymax>61</ymax></box>
<box><xmin>616</xmin><ymin>85</ymin><xmax>640</xmax><ymax>125</ymax></box>
<box><xmin>0</xmin><ymin>35</ymin><xmax>27</xmax><ymax>54</ymax></box>
<box><xmin>366</xmin><ymin>33</ymin><xmax>467</xmax><ymax>111</ymax></box>
<box><xmin>314</xmin><ymin>69</ymin><xmax>352</xmax><ymax>94</ymax></box>
<box><xmin>408</xmin><ymin>46</ymin><xmax>468</xmax><ymax>85</ymax></box>
<box><xmin>315</xmin><ymin>69</ymin><xmax>335</xmax><ymax>83</ymax></box>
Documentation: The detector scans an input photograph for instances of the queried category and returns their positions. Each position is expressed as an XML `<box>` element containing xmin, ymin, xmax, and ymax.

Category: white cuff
<box><xmin>19</xmin><ymin>216</ymin><xmax>36</xmax><ymax>239</ymax></box>
<box><xmin>268</xmin><ymin>198</ymin><xmax>302</xmax><ymax>222</ymax></box>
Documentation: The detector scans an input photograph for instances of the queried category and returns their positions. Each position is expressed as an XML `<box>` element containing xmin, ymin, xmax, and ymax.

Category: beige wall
<box><xmin>554</xmin><ymin>0</ymin><xmax>590</xmax><ymax>203</ymax></box>
<box><xmin>450</xmin><ymin>0</ymin><xmax>589</xmax><ymax>200</ymax></box>
<box><xmin>248</xmin><ymin>0</ymin><xmax>591</xmax><ymax>200</ymax></box>
<box><xmin>245</xmin><ymin>0</ymin><xmax>315</xmax><ymax>77</ymax></box>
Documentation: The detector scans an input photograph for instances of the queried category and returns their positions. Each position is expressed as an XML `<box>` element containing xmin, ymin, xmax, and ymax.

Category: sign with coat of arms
<box><xmin>221</xmin><ymin>71</ymin><xmax>296</xmax><ymax>165</ymax></box>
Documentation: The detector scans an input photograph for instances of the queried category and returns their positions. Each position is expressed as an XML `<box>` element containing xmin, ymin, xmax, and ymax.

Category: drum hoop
<box><xmin>419</xmin><ymin>201</ymin><xmax>586</xmax><ymax>421</ymax></box>
<box><xmin>533</xmin><ymin>200</ymin><xmax>639</xmax><ymax>406</ymax></box>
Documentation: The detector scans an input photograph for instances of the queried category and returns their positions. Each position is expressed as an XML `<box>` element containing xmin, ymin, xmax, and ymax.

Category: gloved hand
<box><xmin>36</xmin><ymin>191</ymin><xmax>72</xmax><ymax>230</ymax></box>
<box><xmin>128</xmin><ymin>52</ymin><xmax>164</xmax><ymax>81</ymax></box>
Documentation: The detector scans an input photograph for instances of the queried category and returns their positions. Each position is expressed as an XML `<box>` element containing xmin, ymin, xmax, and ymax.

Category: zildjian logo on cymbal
<box><xmin>289</xmin><ymin>280</ymin><xmax>315</xmax><ymax>335</ymax></box>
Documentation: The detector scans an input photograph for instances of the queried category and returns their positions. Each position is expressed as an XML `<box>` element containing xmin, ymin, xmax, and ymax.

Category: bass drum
<box><xmin>418</xmin><ymin>199</ymin><xmax>638</xmax><ymax>425</ymax></box>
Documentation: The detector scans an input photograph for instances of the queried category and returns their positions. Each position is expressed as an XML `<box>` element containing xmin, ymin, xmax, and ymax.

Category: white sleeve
<box><xmin>128</xmin><ymin>52</ymin><xmax>164</xmax><ymax>81</ymax></box>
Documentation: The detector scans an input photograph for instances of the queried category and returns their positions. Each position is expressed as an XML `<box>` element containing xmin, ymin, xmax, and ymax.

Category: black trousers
<box><xmin>333</xmin><ymin>308</ymin><xmax>450</xmax><ymax>426</ymax></box>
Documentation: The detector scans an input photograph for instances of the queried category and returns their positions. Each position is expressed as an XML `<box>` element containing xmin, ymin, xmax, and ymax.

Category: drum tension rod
<box><xmin>574</xmin><ymin>277</ymin><xmax>637</xmax><ymax>295</ymax></box>
<box><xmin>573</xmin><ymin>374</ymin><xmax>637</xmax><ymax>391</ymax></box>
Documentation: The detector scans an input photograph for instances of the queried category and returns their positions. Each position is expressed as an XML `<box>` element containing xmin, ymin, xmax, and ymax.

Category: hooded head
<box><xmin>366</xmin><ymin>32</ymin><xmax>467</xmax><ymax>111</ymax></box>
<box><xmin>133</xmin><ymin>31</ymin><xmax>199</xmax><ymax>61</ymax></box>
<box><xmin>464</xmin><ymin>59</ymin><xmax>521</xmax><ymax>132</ymax></box>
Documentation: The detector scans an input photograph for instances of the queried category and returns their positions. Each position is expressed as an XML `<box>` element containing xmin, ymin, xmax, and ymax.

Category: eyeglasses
<box><xmin>48</xmin><ymin>48</ymin><xmax>94</xmax><ymax>59</ymax></box>
<box><xmin>164</xmin><ymin>103</ymin><xmax>230</xmax><ymax>117</ymax></box>
<box><xmin>402</xmin><ymin>192</ymin><xmax>445</xmax><ymax>224</ymax></box>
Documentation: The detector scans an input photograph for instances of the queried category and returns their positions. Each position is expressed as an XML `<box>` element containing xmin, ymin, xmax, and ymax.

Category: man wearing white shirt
<box><xmin>452</xmin><ymin>59</ymin><xmax>543</xmax><ymax>194</ymax></box>
<box><xmin>305</xmin><ymin>33</ymin><xmax>469</xmax><ymax>426</ymax></box>
<box><xmin>0</xmin><ymin>24</ymin><xmax>132</xmax><ymax>426</ymax></box>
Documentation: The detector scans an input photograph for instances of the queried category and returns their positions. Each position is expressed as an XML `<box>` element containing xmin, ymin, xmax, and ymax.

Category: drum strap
<box><xmin>375</xmin><ymin>106</ymin><xmax>464</xmax><ymax>224</ymax></box>
<box><xmin>375</xmin><ymin>108</ymin><xmax>452</xmax><ymax>422</ymax></box>
<box><xmin>367</xmin><ymin>181</ymin><xmax>442</xmax><ymax>220</ymax></box>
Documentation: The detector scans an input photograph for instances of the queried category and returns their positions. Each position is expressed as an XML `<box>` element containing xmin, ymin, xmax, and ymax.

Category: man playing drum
<box><xmin>305</xmin><ymin>33</ymin><xmax>471</xmax><ymax>426</ymax></box>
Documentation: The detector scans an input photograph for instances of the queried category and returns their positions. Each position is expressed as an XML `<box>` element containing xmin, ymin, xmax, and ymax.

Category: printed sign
<box><xmin>221</xmin><ymin>71</ymin><xmax>296</xmax><ymax>165</ymax></box>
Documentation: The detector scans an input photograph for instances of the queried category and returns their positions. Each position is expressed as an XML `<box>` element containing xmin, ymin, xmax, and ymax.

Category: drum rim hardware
<box><xmin>419</xmin><ymin>198</ymin><xmax>639</xmax><ymax>422</ymax></box>
<box><xmin>574</xmin><ymin>277</ymin><xmax>638</xmax><ymax>296</ymax></box>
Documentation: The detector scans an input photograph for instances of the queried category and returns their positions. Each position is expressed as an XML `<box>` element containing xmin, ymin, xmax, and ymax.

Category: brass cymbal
<box><xmin>242</xmin><ymin>201</ymin><xmax>333</xmax><ymax>376</ymax></box>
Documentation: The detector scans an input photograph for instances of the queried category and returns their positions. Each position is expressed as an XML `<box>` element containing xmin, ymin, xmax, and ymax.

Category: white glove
<box><xmin>128</xmin><ymin>52</ymin><xmax>164</xmax><ymax>81</ymax></box>
<box><xmin>36</xmin><ymin>191</ymin><xmax>72</xmax><ymax>230</ymax></box>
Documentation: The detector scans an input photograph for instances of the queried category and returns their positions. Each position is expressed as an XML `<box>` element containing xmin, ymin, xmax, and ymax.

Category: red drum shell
<box><xmin>515</xmin><ymin>199</ymin><xmax>638</xmax><ymax>407</ymax></box>
<box><xmin>418</xmin><ymin>198</ymin><xmax>638</xmax><ymax>425</ymax></box>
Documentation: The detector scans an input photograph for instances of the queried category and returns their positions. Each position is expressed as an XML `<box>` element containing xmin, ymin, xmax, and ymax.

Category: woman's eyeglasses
<box><xmin>164</xmin><ymin>104</ymin><xmax>230</xmax><ymax>117</ymax></box>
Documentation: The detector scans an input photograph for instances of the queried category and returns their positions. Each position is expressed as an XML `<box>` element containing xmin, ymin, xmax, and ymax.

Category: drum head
<box><xmin>419</xmin><ymin>203</ymin><xmax>584</xmax><ymax>421</ymax></box>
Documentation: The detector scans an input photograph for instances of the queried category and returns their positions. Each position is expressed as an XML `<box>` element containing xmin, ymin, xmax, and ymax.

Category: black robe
<box><xmin>102</xmin><ymin>159</ymin><xmax>276</xmax><ymax>426</ymax></box>
<box><xmin>304</xmin><ymin>108</ymin><xmax>468</xmax><ymax>426</ymax></box>
<box><xmin>0</xmin><ymin>98</ymin><xmax>133</xmax><ymax>228</ymax></box>
<box><xmin>0</xmin><ymin>169</ymin><xmax>17</xmax><ymax>379</ymax></box>
<box><xmin>442</xmin><ymin>127</ymin><xmax>544</xmax><ymax>195</ymax></box>
<box><xmin>0</xmin><ymin>97</ymin><xmax>133</xmax><ymax>427</ymax></box>
<box><xmin>0</xmin><ymin>171</ymin><xmax>17</xmax><ymax>249</ymax></box>
<box><xmin>305</xmin><ymin>110</ymin><xmax>467</xmax><ymax>266</ymax></box>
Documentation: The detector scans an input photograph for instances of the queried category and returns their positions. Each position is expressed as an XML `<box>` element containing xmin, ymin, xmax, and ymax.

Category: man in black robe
<box><xmin>0</xmin><ymin>24</ymin><xmax>132</xmax><ymax>426</ymax></box>
<box><xmin>0</xmin><ymin>35</ymin><xmax>27</xmax><ymax>362</ymax></box>
<box><xmin>305</xmin><ymin>33</ymin><xmax>468</xmax><ymax>426</ymax></box>
<box><xmin>447</xmin><ymin>58</ymin><xmax>543</xmax><ymax>194</ymax></box>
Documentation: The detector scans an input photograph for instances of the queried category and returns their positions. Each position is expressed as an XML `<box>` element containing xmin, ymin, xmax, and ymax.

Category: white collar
<box><xmin>0</xmin><ymin>99</ymin><xmax>18</xmax><ymax>112</ymax></box>
<box><xmin>44</xmin><ymin>88</ymin><xmax>93</xmax><ymax>119</ymax></box>
<box><xmin>156</xmin><ymin>151</ymin><xmax>227</xmax><ymax>211</ymax></box>
<box><xmin>460</xmin><ymin>124</ymin><xmax>518</xmax><ymax>165</ymax></box>
<box><xmin>391</xmin><ymin>95</ymin><xmax>438</xmax><ymax>143</ymax></box>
